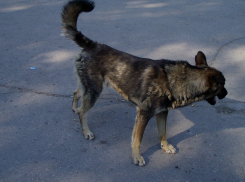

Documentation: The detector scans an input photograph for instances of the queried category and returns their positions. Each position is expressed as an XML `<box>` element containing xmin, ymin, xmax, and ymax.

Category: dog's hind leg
<box><xmin>72</xmin><ymin>88</ymin><xmax>81</xmax><ymax>113</ymax></box>
<box><xmin>76</xmin><ymin>88</ymin><xmax>101</xmax><ymax>140</ymax></box>
<box><xmin>156</xmin><ymin>111</ymin><xmax>176</xmax><ymax>154</ymax></box>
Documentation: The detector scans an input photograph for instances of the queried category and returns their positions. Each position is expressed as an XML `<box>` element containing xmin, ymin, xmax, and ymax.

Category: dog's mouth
<box><xmin>206</xmin><ymin>87</ymin><xmax>228</xmax><ymax>105</ymax></box>
<box><xmin>206</xmin><ymin>96</ymin><xmax>217</xmax><ymax>105</ymax></box>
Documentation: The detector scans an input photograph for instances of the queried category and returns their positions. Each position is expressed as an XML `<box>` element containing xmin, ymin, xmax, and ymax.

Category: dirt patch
<box><xmin>215</xmin><ymin>106</ymin><xmax>245</xmax><ymax>114</ymax></box>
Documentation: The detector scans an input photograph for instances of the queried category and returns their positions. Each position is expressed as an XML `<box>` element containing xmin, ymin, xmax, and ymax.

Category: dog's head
<box><xmin>195</xmin><ymin>51</ymin><xmax>228</xmax><ymax>105</ymax></box>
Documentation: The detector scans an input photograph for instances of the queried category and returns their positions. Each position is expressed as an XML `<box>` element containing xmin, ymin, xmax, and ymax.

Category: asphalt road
<box><xmin>0</xmin><ymin>0</ymin><xmax>245</xmax><ymax>181</ymax></box>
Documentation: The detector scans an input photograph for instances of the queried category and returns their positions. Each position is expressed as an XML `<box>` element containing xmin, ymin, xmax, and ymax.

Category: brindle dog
<box><xmin>61</xmin><ymin>0</ymin><xmax>227</xmax><ymax>166</ymax></box>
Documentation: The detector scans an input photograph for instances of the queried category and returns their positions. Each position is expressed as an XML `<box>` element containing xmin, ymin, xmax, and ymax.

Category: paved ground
<box><xmin>0</xmin><ymin>0</ymin><xmax>245</xmax><ymax>181</ymax></box>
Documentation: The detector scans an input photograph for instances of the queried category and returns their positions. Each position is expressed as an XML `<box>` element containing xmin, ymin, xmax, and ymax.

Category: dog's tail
<box><xmin>61</xmin><ymin>0</ymin><xmax>96</xmax><ymax>49</ymax></box>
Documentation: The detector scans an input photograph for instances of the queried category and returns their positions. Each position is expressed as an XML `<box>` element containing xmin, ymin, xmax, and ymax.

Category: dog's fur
<box><xmin>61</xmin><ymin>0</ymin><xmax>228</xmax><ymax>166</ymax></box>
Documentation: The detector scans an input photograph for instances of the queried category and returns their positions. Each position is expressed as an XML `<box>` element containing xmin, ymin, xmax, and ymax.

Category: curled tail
<box><xmin>61</xmin><ymin>0</ymin><xmax>96</xmax><ymax>49</ymax></box>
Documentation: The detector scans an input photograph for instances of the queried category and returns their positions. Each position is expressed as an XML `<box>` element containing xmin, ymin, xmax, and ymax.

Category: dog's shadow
<box><xmin>141</xmin><ymin>98</ymin><xmax>245</xmax><ymax>165</ymax></box>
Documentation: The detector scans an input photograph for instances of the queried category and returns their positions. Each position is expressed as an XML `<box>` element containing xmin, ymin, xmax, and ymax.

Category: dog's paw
<box><xmin>83</xmin><ymin>130</ymin><xmax>94</xmax><ymax>140</ymax></box>
<box><xmin>133</xmin><ymin>155</ymin><xmax>145</xmax><ymax>166</ymax></box>
<box><xmin>72</xmin><ymin>108</ymin><xmax>80</xmax><ymax>114</ymax></box>
<box><xmin>161</xmin><ymin>144</ymin><xmax>176</xmax><ymax>154</ymax></box>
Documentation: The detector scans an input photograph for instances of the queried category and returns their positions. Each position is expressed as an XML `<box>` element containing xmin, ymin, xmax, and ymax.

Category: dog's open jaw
<box><xmin>206</xmin><ymin>96</ymin><xmax>217</xmax><ymax>105</ymax></box>
<box><xmin>206</xmin><ymin>87</ymin><xmax>228</xmax><ymax>105</ymax></box>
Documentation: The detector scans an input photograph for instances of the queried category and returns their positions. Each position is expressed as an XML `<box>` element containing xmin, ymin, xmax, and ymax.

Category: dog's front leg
<box><xmin>132</xmin><ymin>108</ymin><xmax>152</xmax><ymax>166</ymax></box>
<box><xmin>156</xmin><ymin>111</ymin><xmax>176</xmax><ymax>154</ymax></box>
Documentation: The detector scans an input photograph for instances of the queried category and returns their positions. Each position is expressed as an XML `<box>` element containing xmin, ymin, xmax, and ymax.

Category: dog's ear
<box><xmin>195</xmin><ymin>51</ymin><xmax>208</xmax><ymax>67</ymax></box>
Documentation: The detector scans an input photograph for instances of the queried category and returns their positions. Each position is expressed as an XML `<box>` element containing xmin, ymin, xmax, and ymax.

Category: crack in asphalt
<box><xmin>1</xmin><ymin>84</ymin><xmax>242</xmax><ymax>104</ymax></box>
<box><xmin>0</xmin><ymin>84</ymin><xmax>73</xmax><ymax>98</ymax></box>
<box><xmin>210</xmin><ymin>36</ymin><xmax>245</xmax><ymax>66</ymax></box>
<box><xmin>1</xmin><ymin>36</ymin><xmax>244</xmax><ymax>100</ymax></box>
<box><xmin>0</xmin><ymin>84</ymin><xmax>121</xmax><ymax>100</ymax></box>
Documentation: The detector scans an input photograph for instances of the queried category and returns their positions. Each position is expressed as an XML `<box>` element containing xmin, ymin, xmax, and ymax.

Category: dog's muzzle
<box><xmin>206</xmin><ymin>87</ymin><xmax>228</xmax><ymax>105</ymax></box>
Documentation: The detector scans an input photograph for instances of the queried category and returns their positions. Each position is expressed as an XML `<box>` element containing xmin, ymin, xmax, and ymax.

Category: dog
<box><xmin>61</xmin><ymin>0</ymin><xmax>228</xmax><ymax>166</ymax></box>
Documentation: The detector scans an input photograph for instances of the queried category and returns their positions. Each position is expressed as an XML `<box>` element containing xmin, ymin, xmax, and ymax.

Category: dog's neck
<box><xmin>164</xmin><ymin>62</ymin><xmax>209</xmax><ymax>109</ymax></box>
